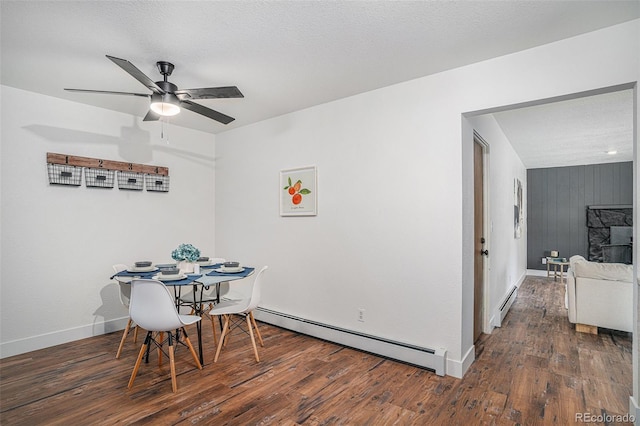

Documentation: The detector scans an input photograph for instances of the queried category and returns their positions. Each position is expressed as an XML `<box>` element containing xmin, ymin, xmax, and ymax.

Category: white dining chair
<box><xmin>127</xmin><ymin>279</ymin><xmax>202</xmax><ymax>393</ymax></box>
<box><xmin>209</xmin><ymin>266</ymin><xmax>268</xmax><ymax>363</ymax></box>
<box><xmin>113</xmin><ymin>264</ymin><xmax>140</xmax><ymax>359</ymax></box>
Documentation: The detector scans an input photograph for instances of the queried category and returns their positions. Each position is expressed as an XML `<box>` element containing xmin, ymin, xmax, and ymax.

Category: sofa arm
<box><xmin>565</xmin><ymin>267</ymin><xmax>577</xmax><ymax>323</ymax></box>
<box><xmin>574</xmin><ymin>277</ymin><xmax>633</xmax><ymax>332</ymax></box>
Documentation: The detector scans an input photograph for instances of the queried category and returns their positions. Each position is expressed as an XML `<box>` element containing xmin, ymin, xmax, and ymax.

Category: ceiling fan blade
<box><xmin>143</xmin><ymin>110</ymin><xmax>160</xmax><ymax>121</ymax></box>
<box><xmin>106</xmin><ymin>55</ymin><xmax>164</xmax><ymax>94</ymax></box>
<box><xmin>180</xmin><ymin>100</ymin><xmax>235</xmax><ymax>124</ymax></box>
<box><xmin>174</xmin><ymin>86</ymin><xmax>244</xmax><ymax>100</ymax></box>
<box><xmin>64</xmin><ymin>88</ymin><xmax>151</xmax><ymax>98</ymax></box>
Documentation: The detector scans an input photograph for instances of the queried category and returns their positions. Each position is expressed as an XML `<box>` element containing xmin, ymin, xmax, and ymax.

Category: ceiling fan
<box><xmin>65</xmin><ymin>55</ymin><xmax>243</xmax><ymax>124</ymax></box>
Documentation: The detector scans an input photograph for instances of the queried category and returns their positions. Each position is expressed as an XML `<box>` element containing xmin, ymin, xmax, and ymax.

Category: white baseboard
<box><xmin>447</xmin><ymin>344</ymin><xmax>475</xmax><ymax>379</ymax></box>
<box><xmin>488</xmin><ymin>313</ymin><xmax>497</xmax><ymax>332</ymax></box>
<box><xmin>630</xmin><ymin>396</ymin><xmax>639</xmax><ymax>425</ymax></box>
<box><xmin>254</xmin><ymin>308</ymin><xmax>448</xmax><ymax>377</ymax></box>
<box><xmin>493</xmin><ymin>285</ymin><xmax>518</xmax><ymax>328</ymax></box>
<box><xmin>0</xmin><ymin>317</ymin><xmax>127</xmax><ymax>359</ymax></box>
<box><xmin>491</xmin><ymin>272</ymin><xmax>526</xmax><ymax>329</ymax></box>
<box><xmin>527</xmin><ymin>269</ymin><xmax>548</xmax><ymax>277</ymax></box>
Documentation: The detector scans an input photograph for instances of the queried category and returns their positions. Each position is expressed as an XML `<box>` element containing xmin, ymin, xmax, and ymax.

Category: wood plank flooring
<box><xmin>0</xmin><ymin>275</ymin><xmax>633</xmax><ymax>425</ymax></box>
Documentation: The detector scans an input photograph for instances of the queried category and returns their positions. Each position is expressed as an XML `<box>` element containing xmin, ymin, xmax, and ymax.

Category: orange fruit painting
<box><xmin>283</xmin><ymin>177</ymin><xmax>311</xmax><ymax>207</ymax></box>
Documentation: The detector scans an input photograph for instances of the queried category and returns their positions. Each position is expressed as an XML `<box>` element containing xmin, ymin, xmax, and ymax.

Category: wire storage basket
<box><xmin>85</xmin><ymin>167</ymin><xmax>115</xmax><ymax>188</ymax></box>
<box><xmin>145</xmin><ymin>174</ymin><xmax>170</xmax><ymax>192</ymax></box>
<box><xmin>47</xmin><ymin>163</ymin><xmax>83</xmax><ymax>186</ymax></box>
<box><xmin>118</xmin><ymin>171</ymin><xmax>144</xmax><ymax>191</ymax></box>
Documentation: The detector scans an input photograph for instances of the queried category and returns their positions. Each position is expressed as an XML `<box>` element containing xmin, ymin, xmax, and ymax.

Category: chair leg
<box><xmin>128</xmin><ymin>332</ymin><xmax>151</xmax><ymax>389</ymax></box>
<box><xmin>181</xmin><ymin>328</ymin><xmax>203</xmax><ymax>370</ymax></box>
<box><xmin>116</xmin><ymin>318</ymin><xmax>133</xmax><ymax>359</ymax></box>
<box><xmin>158</xmin><ymin>331</ymin><xmax>164</xmax><ymax>367</ymax></box>
<box><xmin>249</xmin><ymin>312</ymin><xmax>264</xmax><ymax>347</ymax></box>
<box><xmin>207</xmin><ymin>303</ymin><xmax>218</xmax><ymax>345</ymax></box>
<box><xmin>246</xmin><ymin>314</ymin><xmax>260</xmax><ymax>362</ymax></box>
<box><xmin>133</xmin><ymin>325</ymin><xmax>139</xmax><ymax>343</ymax></box>
<box><xmin>214</xmin><ymin>315</ymin><xmax>231</xmax><ymax>362</ymax></box>
<box><xmin>208</xmin><ymin>314</ymin><xmax>218</xmax><ymax>345</ymax></box>
<box><xmin>223</xmin><ymin>315</ymin><xmax>234</xmax><ymax>347</ymax></box>
<box><xmin>168</xmin><ymin>332</ymin><xmax>177</xmax><ymax>393</ymax></box>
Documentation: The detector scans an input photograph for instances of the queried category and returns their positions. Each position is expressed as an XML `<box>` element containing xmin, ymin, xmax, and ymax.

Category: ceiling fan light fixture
<box><xmin>66</xmin><ymin>56</ymin><xmax>240</xmax><ymax>124</ymax></box>
<box><xmin>150</xmin><ymin>92</ymin><xmax>180</xmax><ymax>116</ymax></box>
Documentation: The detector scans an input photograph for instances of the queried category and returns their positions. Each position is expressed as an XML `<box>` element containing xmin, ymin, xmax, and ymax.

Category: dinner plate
<box><xmin>153</xmin><ymin>274</ymin><xmax>186</xmax><ymax>281</ymax></box>
<box><xmin>214</xmin><ymin>267</ymin><xmax>245</xmax><ymax>274</ymax></box>
<box><xmin>127</xmin><ymin>266</ymin><xmax>158</xmax><ymax>273</ymax></box>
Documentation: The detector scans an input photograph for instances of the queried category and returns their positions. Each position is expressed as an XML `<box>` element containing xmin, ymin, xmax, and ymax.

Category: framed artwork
<box><xmin>280</xmin><ymin>166</ymin><xmax>317</xmax><ymax>216</ymax></box>
<box><xmin>514</xmin><ymin>178</ymin><xmax>523</xmax><ymax>239</ymax></box>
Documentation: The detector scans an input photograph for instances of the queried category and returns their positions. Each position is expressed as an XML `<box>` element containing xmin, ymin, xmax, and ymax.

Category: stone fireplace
<box><xmin>586</xmin><ymin>205</ymin><xmax>633</xmax><ymax>263</ymax></box>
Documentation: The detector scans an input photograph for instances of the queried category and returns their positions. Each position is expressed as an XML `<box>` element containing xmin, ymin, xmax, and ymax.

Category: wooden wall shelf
<box><xmin>46</xmin><ymin>153</ymin><xmax>169</xmax><ymax>176</ymax></box>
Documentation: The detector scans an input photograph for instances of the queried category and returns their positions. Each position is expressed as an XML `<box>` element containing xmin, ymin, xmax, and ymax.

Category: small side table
<box><xmin>547</xmin><ymin>257</ymin><xmax>569</xmax><ymax>283</ymax></box>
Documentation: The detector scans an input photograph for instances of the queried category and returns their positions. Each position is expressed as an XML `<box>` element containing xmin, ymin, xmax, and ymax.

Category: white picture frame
<box><xmin>514</xmin><ymin>178</ymin><xmax>523</xmax><ymax>239</ymax></box>
<box><xmin>280</xmin><ymin>166</ymin><xmax>317</xmax><ymax>216</ymax></box>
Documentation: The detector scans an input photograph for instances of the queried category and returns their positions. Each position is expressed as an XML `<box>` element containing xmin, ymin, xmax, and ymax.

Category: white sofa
<box><xmin>565</xmin><ymin>255</ymin><xmax>633</xmax><ymax>333</ymax></box>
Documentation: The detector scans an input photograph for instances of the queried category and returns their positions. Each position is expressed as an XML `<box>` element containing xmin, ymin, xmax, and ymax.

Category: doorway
<box><xmin>473</xmin><ymin>133</ymin><xmax>488</xmax><ymax>343</ymax></box>
<box><xmin>463</xmin><ymin>84</ymin><xmax>636</xmax><ymax>408</ymax></box>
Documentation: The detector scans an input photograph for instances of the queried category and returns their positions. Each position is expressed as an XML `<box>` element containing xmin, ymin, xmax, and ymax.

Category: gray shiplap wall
<box><xmin>527</xmin><ymin>162</ymin><xmax>632</xmax><ymax>270</ymax></box>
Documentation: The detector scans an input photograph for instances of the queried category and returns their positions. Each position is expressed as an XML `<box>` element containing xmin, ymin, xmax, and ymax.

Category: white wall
<box><xmin>215</xmin><ymin>20</ymin><xmax>639</xmax><ymax>377</ymax></box>
<box><xmin>0</xmin><ymin>86</ymin><xmax>217</xmax><ymax>357</ymax></box>
<box><xmin>633</xmin><ymin>66</ymin><xmax>640</xmax><ymax>423</ymax></box>
<box><xmin>465</xmin><ymin>114</ymin><xmax>527</xmax><ymax>327</ymax></box>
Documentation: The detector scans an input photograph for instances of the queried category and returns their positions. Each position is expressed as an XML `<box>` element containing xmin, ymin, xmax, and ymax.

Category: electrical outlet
<box><xmin>358</xmin><ymin>308</ymin><xmax>365</xmax><ymax>322</ymax></box>
<box><xmin>542</xmin><ymin>257</ymin><xmax>547</xmax><ymax>264</ymax></box>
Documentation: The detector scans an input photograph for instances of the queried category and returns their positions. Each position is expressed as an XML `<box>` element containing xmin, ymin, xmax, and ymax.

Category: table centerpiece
<box><xmin>171</xmin><ymin>243</ymin><xmax>201</xmax><ymax>274</ymax></box>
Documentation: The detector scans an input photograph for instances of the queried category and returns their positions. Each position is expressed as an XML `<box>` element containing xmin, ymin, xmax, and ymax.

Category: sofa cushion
<box><xmin>573</xmin><ymin>260</ymin><xmax>633</xmax><ymax>282</ymax></box>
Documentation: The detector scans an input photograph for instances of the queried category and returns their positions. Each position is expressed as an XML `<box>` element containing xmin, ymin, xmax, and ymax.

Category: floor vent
<box><xmin>495</xmin><ymin>285</ymin><xmax>518</xmax><ymax>327</ymax></box>
<box><xmin>254</xmin><ymin>308</ymin><xmax>446</xmax><ymax>376</ymax></box>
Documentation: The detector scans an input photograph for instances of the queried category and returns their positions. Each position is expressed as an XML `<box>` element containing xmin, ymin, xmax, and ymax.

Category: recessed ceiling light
<box><xmin>607</xmin><ymin>150</ymin><xmax>618</xmax><ymax>155</ymax></box>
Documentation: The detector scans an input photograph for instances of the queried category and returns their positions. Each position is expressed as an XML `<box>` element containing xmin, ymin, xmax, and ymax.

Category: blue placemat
<box><xmin>110</xmin><ymin>269</ymin><xmax>157</xmax><ymax>279</ymax></box>
<box><xmin>155</xmin><ymin>274</ymin><xmax>202</xmax><ymax>286</ymax></box>
<box><xmin>206</xmin><ymin>266</ymin><xmax>255</xmax><ymax>278</ymax></box>
<box><xmin>111</xmin><ymin>270</ymin><xmax>203</xmax><ymax>286</ymax></box>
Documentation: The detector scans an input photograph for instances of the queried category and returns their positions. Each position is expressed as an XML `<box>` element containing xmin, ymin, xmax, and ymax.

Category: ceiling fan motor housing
<box><xmin>156</xmin><ymin>61</ymin><xmax>174</xmax><ymax>77</ymax></box>
<box><xmin>156</xmin><ymin>80</ymin><xmax>178</xmax><ymax>93</ymax></box>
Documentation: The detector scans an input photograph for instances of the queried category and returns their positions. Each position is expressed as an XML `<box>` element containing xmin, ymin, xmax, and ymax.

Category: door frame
<box><xmin>474</xmin><ymin>131</ymin><xmax>491</xmax><ymax>335</ymax></box>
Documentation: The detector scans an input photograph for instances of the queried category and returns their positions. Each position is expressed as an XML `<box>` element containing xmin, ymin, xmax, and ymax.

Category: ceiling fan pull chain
<box><xmin>162</xmin><ymin>120</ymin><xmax>170</xmax><ymax>144</ymax></box>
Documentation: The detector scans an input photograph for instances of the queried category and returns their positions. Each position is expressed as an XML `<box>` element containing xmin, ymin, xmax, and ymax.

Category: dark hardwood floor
<box><xmin>0</xmin><ymin>276</ymin><xmax>633</xmax><ymax>425</ymax></box>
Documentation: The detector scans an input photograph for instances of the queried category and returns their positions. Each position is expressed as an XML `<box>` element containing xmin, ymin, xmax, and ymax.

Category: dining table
<box><xmin>111</xmin><ymin>261</ymin><xmax>255</xmax><ymax>365</ymax></box>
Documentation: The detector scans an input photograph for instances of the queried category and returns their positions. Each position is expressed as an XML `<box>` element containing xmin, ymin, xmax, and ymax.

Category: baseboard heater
<box><xmin>254</xmin><ymin>307</ymin><xmax>446</xmax><ymax>376</ymax></box>
<box><xmin>495</xmin><ymin>285</ymin><xmax>518</xmax><ymax>327</ymax></box>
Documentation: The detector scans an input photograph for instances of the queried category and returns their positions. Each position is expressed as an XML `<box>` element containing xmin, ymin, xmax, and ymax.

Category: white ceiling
<box><xmin>1</xmin><ymin>1</ymin><xmax>638</xmax><ymax>168</ymax></box>
<box><xmin>492</xmin><ymin>88</ymin><xmax>635</xmax><ymax>168</ymax></box>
